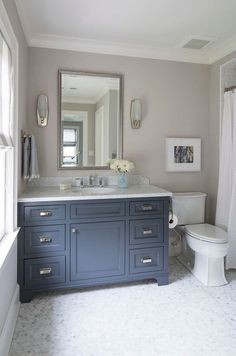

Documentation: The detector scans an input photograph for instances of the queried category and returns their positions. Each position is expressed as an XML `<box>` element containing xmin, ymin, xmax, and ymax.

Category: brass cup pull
<box><xmin>142</xmin><ymin>228</ymin><xmax>153</xmax><ymax>235</ymax></box>
<box><xmin>141</xmin><ymin>204</ymin><xmax>153</xmax><ymax>211</ymax></box>
<box><xmin>39</xmin><ymin>236</ymin><xmax>52</xmax><ymax>243</ymax></box>
<box><xmin>141</xmin><ymin>257</ymin><xmax>152</xmax><ymax>264</ymax></box>
<box><xmin>39</xmin><ymin>267</ymin><xmax>52</xmax><ymax>275</ymax></box>
<box><xmin>39</xmin><ymin>211</ymin><xmax>52</xmax><ymax>217</ymax></box>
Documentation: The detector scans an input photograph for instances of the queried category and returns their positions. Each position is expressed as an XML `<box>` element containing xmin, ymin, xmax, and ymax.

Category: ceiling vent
<box><xmin>182</xmin><ymin>38</ymin><xmax>212</xmax><ymax>50</ymax></box>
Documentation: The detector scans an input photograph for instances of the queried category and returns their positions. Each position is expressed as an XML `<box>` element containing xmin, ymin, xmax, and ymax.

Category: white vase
<box><xmin>117</xmin><ymin>173</ymin><xmax>128</xmax><ymax>188</ymax></box>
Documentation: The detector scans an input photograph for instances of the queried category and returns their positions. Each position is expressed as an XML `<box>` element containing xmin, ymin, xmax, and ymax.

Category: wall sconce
<box><xmin>130</xmin><ymin>99</ymin><xmax>142</xmax><ymax>129</ymax></box>
<box><xmin>37</xmin><ymin>94</ymin><xmax>49</xmax><ymax>127</ymax></box>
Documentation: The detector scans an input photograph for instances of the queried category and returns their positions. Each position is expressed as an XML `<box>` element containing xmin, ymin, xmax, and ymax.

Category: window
<box><xmin>62</xmin><ymin>127</ymin><xmax>82</xmax><ymax>166</ymax></box>
<box><xmin>63</xmin><ymin>127</ymin><xmax>78</xmax><ymax>165</ymax></box>
<box><xmin>0</xmin><ymin>29</ymin><xmax>15</xmax><ymax>241</ymax></box>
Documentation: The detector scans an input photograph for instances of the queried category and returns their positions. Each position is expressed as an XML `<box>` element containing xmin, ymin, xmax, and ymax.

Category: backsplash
<box><xmin>27</xmin><ymin>174</ymin><xmax>150</xmax><ymax>187</ymax></box>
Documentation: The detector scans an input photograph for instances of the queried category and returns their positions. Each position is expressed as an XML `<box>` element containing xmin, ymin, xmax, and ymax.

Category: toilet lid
<box><xmin>185</xmin><ymin>224</ymin><xmax>228</xmax><ymax>243</ymax></box>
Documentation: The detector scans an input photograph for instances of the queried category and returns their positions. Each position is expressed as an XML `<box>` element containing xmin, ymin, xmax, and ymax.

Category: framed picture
<box><xmin>166</xmin><ymin>138</ymin><xmax>201</xmax><ymax>172</ymax></box>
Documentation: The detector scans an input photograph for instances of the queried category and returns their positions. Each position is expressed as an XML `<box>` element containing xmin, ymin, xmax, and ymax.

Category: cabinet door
<box><xmin>71</xmin><ymin>221</ymin><xmax>125</xmax><ymax>281</ymax></box>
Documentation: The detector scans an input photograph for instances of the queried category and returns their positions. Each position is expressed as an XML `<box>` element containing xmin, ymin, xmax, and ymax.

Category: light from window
<box><xmin>63</xmin><ymin>128</ymin><xmax>77</xmax><ymax>143</ymax></box>
<box><xmin>0</xmin><ymin>30</ymin><xmax>14</xmax><ymax>240</ymax></box>
<box><xmin>0</xmin><ymin>151</ymin><xmax>6</xmax><ymax>239</ymax></box>
<box><xmin>62</xmin><ymin>128</ymin><xmax>79</xmax><ymax>165</ymax></box>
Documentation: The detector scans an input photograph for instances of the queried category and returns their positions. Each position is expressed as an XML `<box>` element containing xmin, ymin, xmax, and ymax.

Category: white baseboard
<box><xmin>0</xmin><ymin>286</ymin><xmax>20</xmax><ymax>356</ymax></box>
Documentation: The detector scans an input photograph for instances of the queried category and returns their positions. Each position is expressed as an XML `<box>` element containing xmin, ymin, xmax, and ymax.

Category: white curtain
<box><xmin>216</xmin><ymin>91</ymin><xmax>236</xmax><ymax>269</ymax></box>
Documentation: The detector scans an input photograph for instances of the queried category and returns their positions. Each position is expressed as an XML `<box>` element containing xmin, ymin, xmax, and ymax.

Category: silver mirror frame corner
<box><xmin>57</xmin><ymin>69</ymin><xmax>123</xmax><ymax>170</ymax></box>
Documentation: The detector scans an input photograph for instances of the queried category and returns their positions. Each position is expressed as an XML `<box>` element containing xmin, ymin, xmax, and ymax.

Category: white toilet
<box><xmin>172</xmin><ymin>192</ymin><xmax>229</xmax><ymax>287</ymax></box>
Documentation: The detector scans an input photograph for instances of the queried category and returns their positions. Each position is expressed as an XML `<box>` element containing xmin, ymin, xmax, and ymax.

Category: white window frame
<box><xmin>0</xmin><ymin>0</ymin><xmax>19</xmax><ymax>253</ymax></box>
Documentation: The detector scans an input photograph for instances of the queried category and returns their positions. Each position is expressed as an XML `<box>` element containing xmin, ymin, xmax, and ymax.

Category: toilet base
<box><xmin>177</xmin><ymin>247</ymin><xmax>228</xmax><ymax>287</ymax></box>
<box><xmin>192</xmin><ymin>252</ymin><xmax>228</xmax><ymax>287</ymax></box>
<box><xmin>177</xmin><ymin>253</ymin><xmax>194</xmax><ymax>272</ymax></box>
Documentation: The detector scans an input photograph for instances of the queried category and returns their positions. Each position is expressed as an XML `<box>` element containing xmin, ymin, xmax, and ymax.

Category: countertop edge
<box><xmin>18</xmin><ymin>185</ymin><xmax>172</xmax><ymax>203</ymax></box>
<box><xmin>18</xmin><ymin>192</ymin><xmax>172</xmax><ymax>203</ymax></box>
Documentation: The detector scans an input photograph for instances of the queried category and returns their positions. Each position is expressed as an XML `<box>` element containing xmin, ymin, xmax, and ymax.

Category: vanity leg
<box><xmin>156</xmin><ymin>274</ymin><xmax>168</xmax><ymax>286</ymax></box>
<box><xmin>20</xmin><ymin>289</ymin><xmax>34</xmax><ymax>303</ymax></box>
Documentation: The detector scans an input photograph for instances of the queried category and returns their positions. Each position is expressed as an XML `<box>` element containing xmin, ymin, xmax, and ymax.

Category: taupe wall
<box><xmin>28</xmin><ymin>47</ymin><xmax>210</xmax><ymax>194</ymax></box>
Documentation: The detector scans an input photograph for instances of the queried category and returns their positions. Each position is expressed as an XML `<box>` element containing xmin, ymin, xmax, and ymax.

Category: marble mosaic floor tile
<box><xmin>9</xmin><ymin>258</ymin><xmax>236</xmax><ymax>356</ymax></box>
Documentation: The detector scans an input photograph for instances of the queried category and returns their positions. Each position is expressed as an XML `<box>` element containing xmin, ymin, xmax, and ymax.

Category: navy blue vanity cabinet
<box><xmin>18</xmin><ymin>197</ymin><xmax>169</xmax><ymax>302</ymax></box>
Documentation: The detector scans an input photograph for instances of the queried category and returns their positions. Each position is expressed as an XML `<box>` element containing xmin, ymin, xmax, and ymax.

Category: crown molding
<box><xmin>62</xmin><ymin>96</ymin><xmax>96</xmax><ymax>104</ymax></box>
<box><xmin>29</xmin><ymin>33</ymin><xmax>236</xmax><ymax>65</ymax></box>
<box><xmin>29</xmin><ymin>33</ymin><xmax>210</xmax><ymax>64</ymax></box>
<box><xmin>206</xmin><ymin>34</ymin><xmax>236</xmax><ymax>64</ymax></box>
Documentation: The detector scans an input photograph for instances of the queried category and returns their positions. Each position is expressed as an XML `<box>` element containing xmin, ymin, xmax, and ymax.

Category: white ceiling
<box><xmin>15</xmin><ymin>0</ymin><xmax>236</xmax><ymax>64</ymax></box>
<box><xmin>62</xmin><ymin>74</ymin><xmax>119</xmax><ymax>103</ymax></box>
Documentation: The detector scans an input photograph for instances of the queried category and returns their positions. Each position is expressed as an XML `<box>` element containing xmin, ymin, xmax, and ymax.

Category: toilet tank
<box><xmin>172</xmin><ymin>192</ymin><xmax>207</xmax><ymax>225</ymax></box>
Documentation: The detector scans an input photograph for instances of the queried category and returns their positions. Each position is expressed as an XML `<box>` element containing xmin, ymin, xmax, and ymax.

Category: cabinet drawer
<box><xmin>24</xmin><ymin>205</ymin><xmax>66</xmax><ymax>223</ymax></box>
<box><xmin>24</xmin><ymin>256</ymin><xmax>66</xmax><ymax>288</ymax></box>
<box><xmin>24</xmin><ymin>225</ymin><xmax>66</xmax><ymax>255</ymax></box>
<box><xmin>70</xmin><ymin>202</ymin><xmax>125</xmax><ymax>219</ymax></box>
<box><xmin>129</xmin><ymin>247</ymin><xmax>164</xmax><ymax>274</ymax></box>
<box><xmin>129</xmin><ymin>200</ymin><xmax>164</xmax><ymax>216</ymax></box>
<box><xmin>130</xmin><ymin>219</ymin><xmax>164</xmax><ymax>245</ymax></box>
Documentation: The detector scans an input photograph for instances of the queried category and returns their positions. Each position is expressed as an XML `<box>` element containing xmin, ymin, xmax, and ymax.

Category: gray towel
<box><xmin>23</xmin><ymin>137</ymin><xmax>30</xmax><ymax>180</ymax></box>
<box><xmin>29</xmin><ymin>135</ymin><xmax>40</xmax><ymax>180</ymax></box>
<box><xmin>23</xmin><ymin>135</ymin><xmax>40</xmax><ymax>180</ymax></box>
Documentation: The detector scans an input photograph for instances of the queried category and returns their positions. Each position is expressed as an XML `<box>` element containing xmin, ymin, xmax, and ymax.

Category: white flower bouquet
<box><xmin>109</xmin><ymin>159</ymin><xmax>135</xmax><ymax>174</ymax></box>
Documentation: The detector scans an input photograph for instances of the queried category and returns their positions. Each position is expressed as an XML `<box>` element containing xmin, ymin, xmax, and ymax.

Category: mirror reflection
<box><xmin>59</xmin><ymin>71</ymin><xmax>122</xmax><ymax>169</ymax></box>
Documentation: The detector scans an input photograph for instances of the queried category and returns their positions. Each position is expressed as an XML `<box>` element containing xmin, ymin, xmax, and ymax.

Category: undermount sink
<box><xmin>72</xmin><ymin>187</ymin><xmax>116</xmax><ymax>194</ymax></box>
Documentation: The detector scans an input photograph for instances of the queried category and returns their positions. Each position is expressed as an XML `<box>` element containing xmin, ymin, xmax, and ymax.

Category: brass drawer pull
<box><xmin>142</xmin><ymin>228</ymin><xmax>153</xmax><ymax>235</ymax></box>
<box><xmin>39</xmin><ymin>267</ymin><xmax>52</xmax><ymax>275</ymax></box>
<box><xmin>39</xmin><ymin>236</ymin><xmax>52</xmax><ymax>243</ymax></box>
<box><xmin>141</xmin><ymin>204</ymin><xmax>153</xmax><ymax>211</ymax></box>
<box><xmin>39</xmin><ymin>211</ymin><xmax>52</xmax><ymax>217</ymax></box>
<box><xmin>141</xmin><ymin>257</ymin><xmax>152</xmax><ymax>264</ymax></box>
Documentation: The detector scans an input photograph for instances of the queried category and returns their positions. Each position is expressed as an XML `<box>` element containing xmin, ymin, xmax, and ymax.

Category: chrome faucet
<box><xmin>88</xmin><ymin>175</ymin><xmax>95</xmax><ymax>187</ymax></box>
<box><xmin>74</xmin><ymin>177</ymin><xmax>84</xmax><ymax>188</ymax></box>
<box><xmin>98</xmin><ymin>177</ymin><xmax>104</xmax><ymax>187</ymax></box>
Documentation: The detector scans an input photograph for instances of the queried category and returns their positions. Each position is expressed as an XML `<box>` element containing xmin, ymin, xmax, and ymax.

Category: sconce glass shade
<box><xmin>130</xmin><ymin>99</ymin><xmax>142</xmax><ymax>129</ymax></box>
<box><xmin>37</xmin><ymin>94</ymin><xmax>49</xmax><ymax>127</ymax></box>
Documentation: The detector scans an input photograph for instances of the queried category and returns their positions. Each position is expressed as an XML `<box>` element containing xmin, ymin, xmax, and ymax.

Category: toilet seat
<box><xmin>185</xmin><ymin>223</ymin><xmax>228</xmax><ymax>244</ymax></box>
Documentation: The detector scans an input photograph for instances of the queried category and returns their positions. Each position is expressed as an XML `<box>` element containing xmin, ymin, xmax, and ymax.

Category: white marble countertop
<box><xmin>18</xmin><ymin>184</ymin><xmax>172</xmax><ymax>202</ymax></box>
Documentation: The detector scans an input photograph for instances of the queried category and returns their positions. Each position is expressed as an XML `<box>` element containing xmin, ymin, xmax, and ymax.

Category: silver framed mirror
<box><xmin>58</xmin><ymin>70</ymin><xmax>123</xmax><ymax>170</ymax></box>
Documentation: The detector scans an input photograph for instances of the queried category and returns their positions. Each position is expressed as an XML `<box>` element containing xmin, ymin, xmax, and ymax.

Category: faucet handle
<box><xmin>74</xmin><ymin>177</ymin><xmax>84</xmax><ymax>187</ymax></box>
<box><xmin>98</xmin><ymin>177</ymin><xmax>104</xmax><ymax>187</ymax></box>
<box><xmin>89</xmin><ymin>175</ymin><xmax>95</xmax><ymax>186</ymax></box>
